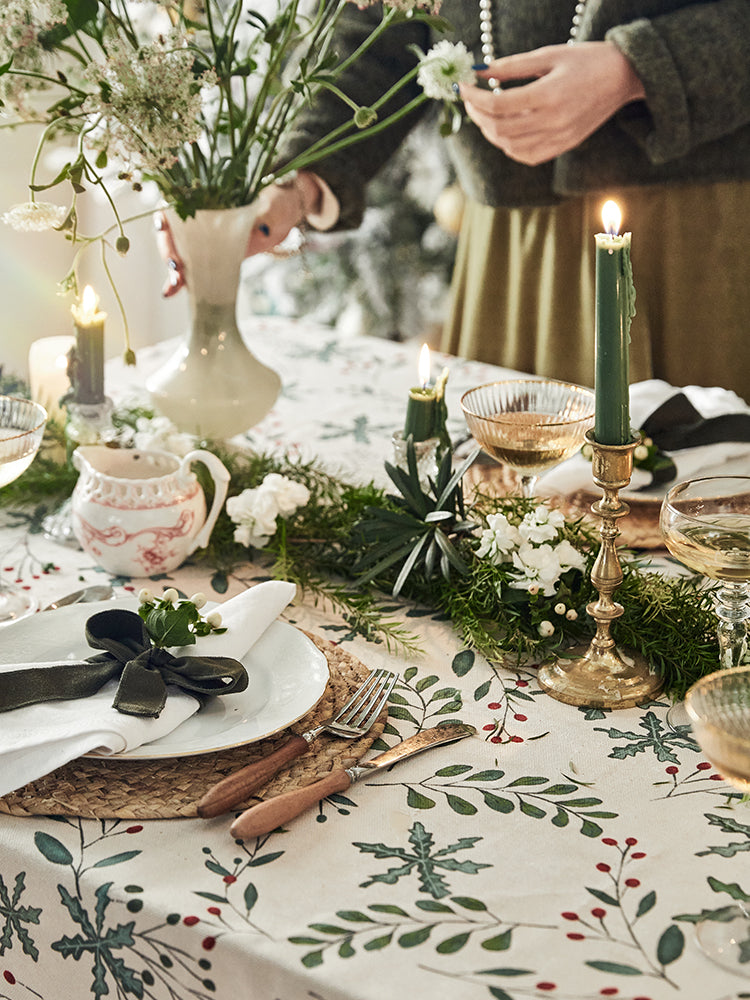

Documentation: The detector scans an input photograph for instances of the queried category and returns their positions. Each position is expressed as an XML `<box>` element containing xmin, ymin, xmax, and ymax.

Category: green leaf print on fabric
<box><xmin>0</xmin><ymin>872</ymin><xmax>42</xmax><ymax>961</ymax></box>
<box><xmin>289</xmin><ymin>894</ymin><xmax>553</xmax><ymax>968</ymax></box>
<box><xmin>594</xmin><ymin>711</ymin><xmax>698</xmax><ymax>764</ymax></box>
<box><xmin>354</xmin><ymin>822</ymin><xmax>490</xmax><ymax>899</ymax></box>
<box><xmin>373</xmin><ymin>766</ymin><xmax>617</xmax><ymax>837</ymax></box>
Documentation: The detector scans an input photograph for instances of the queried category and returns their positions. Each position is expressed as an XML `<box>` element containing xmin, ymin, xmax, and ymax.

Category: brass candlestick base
<box><xmin>538</xmin><ymin>431</ymin><xmax>663</xmax><ymax>709</ymax></box>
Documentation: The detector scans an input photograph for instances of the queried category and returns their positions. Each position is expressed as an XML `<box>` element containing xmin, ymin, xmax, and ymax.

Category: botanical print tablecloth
<box><xmin>0</xmin><ymin>318</ymin><xmax>747</xmax><ymax>1000</ymax></box>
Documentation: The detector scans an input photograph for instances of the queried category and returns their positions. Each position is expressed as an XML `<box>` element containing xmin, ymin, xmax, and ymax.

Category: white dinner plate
<box><xmin>0</xmin><ymin>599</ymin><xmax>329</xmax><ymax>759</ymax></box>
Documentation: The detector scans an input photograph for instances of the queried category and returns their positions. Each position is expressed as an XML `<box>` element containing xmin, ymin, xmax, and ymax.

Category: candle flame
<box><xmin>601</xmin><ymin>200</ymin><xmax>622</xmax><ymax>237</ymax></box>
<box><xmin>81</xmin><ymin>285</ymin><xmax>99</xmax><ymax>321</ymax></box>
<box><xmin>418</xmin><ymin>343</ymin><xmax>431</xmax><ymax>389</ymax></box>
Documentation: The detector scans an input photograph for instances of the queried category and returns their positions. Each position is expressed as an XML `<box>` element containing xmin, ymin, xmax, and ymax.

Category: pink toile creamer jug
<box><xmin>71</xmin><ymin>446</ymin><xmax>230</xmax><ymax>577</ymax></box>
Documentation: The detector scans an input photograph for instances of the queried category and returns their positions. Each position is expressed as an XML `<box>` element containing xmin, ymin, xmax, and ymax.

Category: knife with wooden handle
<box><xmin>229</xmin><ymin>723</ymin><xmax>475</xmax><ymax>839</ymax></box>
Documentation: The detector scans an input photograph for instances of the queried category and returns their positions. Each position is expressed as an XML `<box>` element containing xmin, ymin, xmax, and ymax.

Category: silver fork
<box><xmin>197</xmin><ymin>668</ymin><xmax>397</xmax><ymax>817</ymax></box>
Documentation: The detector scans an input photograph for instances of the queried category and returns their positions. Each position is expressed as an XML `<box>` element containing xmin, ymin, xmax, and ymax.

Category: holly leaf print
<box><xmin>355</xmin><ymin>822</ymin><xmax>490</xmax><ymax>899</ymax></box>
<box><xmin>0</xmin><ymin>872</ymin><xmax>42</xmax><ymax>960</ymax></box>
<box><xmin>594</xmin><ymin>711</ymin><xmax>697</xmax><ymax>764</ymax></box>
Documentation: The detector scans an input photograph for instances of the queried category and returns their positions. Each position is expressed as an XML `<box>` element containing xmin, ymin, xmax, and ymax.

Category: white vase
<box><xmin>146</xmin><ymin>204</ymin><xmax>281</xmax><ymax>440</ymax></box>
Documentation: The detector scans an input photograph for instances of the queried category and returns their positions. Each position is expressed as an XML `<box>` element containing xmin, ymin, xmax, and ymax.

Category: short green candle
<box><xmin>594</xmin><ymin>201</ymin><xmax>635</xmax><ymax>446</ymax></box>
<box><xmin>403</xmin><ymin>345</ymin><xmax>450</xmax><ymax>451</ymax></box>
<box><xmin>70</xmin><ymin>286</ymin><xmax>106</xmax><ymax>406</ymax></box>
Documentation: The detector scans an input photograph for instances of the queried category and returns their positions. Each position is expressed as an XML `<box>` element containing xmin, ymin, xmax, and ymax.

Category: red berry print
<box><xmin>602</xmin><ymin>837</ymin><xmax>617</xmax><ymax>845</ymax></box>
<box><xmin>625</xmin><ymin>878</ymin><xmax>641</xmax><ymax>888</ymax></box>
<box><xmin>631</xmin><ymin>851</ymin><xmax>646</xmax><ymax>859</ymax></box>
<box><xmin>625</xmin><ymin>837</ymin><xmax>638</xmax><ymax>845</ymax></box>
<box><xmin>591</xmin><ymin>908</ymin><xmax>606</xmax><ymax>918</ymax></box>
<box><xmin>3</xmin><ymin>972</ymin><xmax>16</xmax><ymax>985</ymax></box>
<box><xmin>202</xmin><ymin>936</ymin><xmax>216</xmax><ymax>950</ymax></box>
<box><xmin>536</xmin><ymin>983</ymin><xmax>556</xmax><ymax>992</ymax></box>
<box><xmin>696</xmin><ymin>762</ymin><xmax>711</xmax><ymax>770</ymax></box>
<box><xmin>223</xmin><ymin>874</ymin><xmax>237</xmax><ymax>884</ymax></box>
<box><xmin>596</xmin><ymin>863</ymin><xmax>611</xmax><ymax>872</ymax></box>
<box><xmin>183</xmin><ymin>916</ymin><xmax>200</xmax><ymax>926</ymax></box>
<box><xmin>665</xmin><ymin>765</ymin><xmax>678</xmax><ymax>774</ymax></box>
<box><xmin>126</xmin><ymin>825</ymin><xmax>143</xmax><ymax>834</ymax></box>
<box><xmin>561</xmin><ymin>912</ymin><xmax>579</xmax><ymax>921</ymax></box>
<box><xmin>567</xmin><ymin>932</ymin><xmax>584</xmax><ymax>941</ymax></box>
<box><xmin>487</xmin><ymin>702</ymin><xmax>502</xmax><ymax>710</ymax></box>
<box><xmin>513</xmin><ymin>713</ymin><xmax>527</xmax><ymax>721</ymax></box>
<box><xmin>207</xmin><ymin>906</ymin><xmax>221</xmax><ymax>915</ymax></box>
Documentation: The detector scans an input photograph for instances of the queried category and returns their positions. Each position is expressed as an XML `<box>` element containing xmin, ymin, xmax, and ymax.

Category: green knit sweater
<box><xmin>281</xmin><ymin>0</ymin><xmax>750</xmax><ymax>224</ymax></box>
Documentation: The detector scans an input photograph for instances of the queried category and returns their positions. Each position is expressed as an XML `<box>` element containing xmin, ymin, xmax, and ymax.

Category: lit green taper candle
<box><xmin>70</xmin><ymin>285</ymin><xmax>106</xmax><ymax>405</ymax></box>
<box><xmin>404</xmin><ymin>343</ymin><xmax>449</xmax><ymax>448</ymax></box>
<box><xmin>594</xmin><ymin>200</ymin><xmax>635</xmax><ymax>445</ymax></box>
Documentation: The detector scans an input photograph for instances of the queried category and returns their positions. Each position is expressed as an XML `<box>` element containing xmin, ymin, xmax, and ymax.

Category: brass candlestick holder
<box><xmin>537</xmin><ymin>430</ymin><xmax>663</xmax><ymax>709</ymax></box>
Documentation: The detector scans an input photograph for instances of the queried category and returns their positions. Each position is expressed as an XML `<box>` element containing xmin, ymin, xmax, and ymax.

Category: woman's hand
<box><xmin>458</xmin><ymin>41</ymin><xmax>646</xmax><ymax>166</ymax></box>
<box><xmin>155</xmin><ymin>171</ymin><xmax>321</xmax><ymax>297</ymax></box>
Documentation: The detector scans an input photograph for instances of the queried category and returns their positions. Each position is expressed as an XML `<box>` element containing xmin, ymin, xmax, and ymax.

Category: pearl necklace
<box><xmin>479</xmin><ymin>1</ymin><xmax>590</xmax><ymax>89</ymax></box>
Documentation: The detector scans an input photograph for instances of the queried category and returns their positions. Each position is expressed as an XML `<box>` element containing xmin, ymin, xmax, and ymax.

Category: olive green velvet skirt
<box><xmin>442</xmin><ymin>180</ymin><xmax>750</xmax><ymax>401</ymax></box>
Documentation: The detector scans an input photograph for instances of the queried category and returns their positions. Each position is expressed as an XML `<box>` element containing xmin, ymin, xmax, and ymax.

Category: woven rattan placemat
<box><xmin>0</xmin><ymin>632</ymin><xmax>387</xmax><ymax>820</ymax></box>
<box><xmin>464</xmin><ymin>459</ymin><xmax>664</xmax><ymax>549</ymax></box>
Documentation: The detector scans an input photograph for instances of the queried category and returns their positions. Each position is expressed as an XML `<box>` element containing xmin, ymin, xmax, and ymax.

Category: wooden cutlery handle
<box><xmin>197</xmin><ymin>734</ymin><xmax>310</xmax><ymax>818</ymax></box>
<box><xmin>229</xmin><ymin>769</ymin><xmax>352</xmax><ymax>839</ymax></box>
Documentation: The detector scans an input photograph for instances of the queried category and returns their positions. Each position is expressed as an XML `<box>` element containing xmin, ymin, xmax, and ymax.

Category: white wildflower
<box><xmin>133</xmin><ymin>415</ymin><xmax>195</xmax><ymax>457</ymax></box>
<box><xmin>226</xmin><ymin>473</ymin><xmax>311</xmax><ymax>550</ymax></box>
<box><xmin>138</xmin><ymin>588</ymin><xmax>154</xmax><ymax>604</ymax></box>
<box><xmin>634</xmin><ymin>444</ymin><xmax>649</xmax><ymax>461</ymax></box>
<box><xmin>538</xmin><ymin>620</ymin><xmax>555</xmax><ymax>638</ymax></box>
<box><xmin>2</xmin><ymin>201</ymin><xmax>67</xmax><ymax>232</ymax></box>
<box><xmin>417</xmin><ymin>41</ymin><xmax>476</xmax><ymax>102</ymax></box>
<box><xmin>189</xmin><ymin>592</ymin><xmax>207</xmax><ymax>609</ymax></box>
<box><xmin>476</xmin><ymin>512</ymin><xmax>522</xmax><ymax>563</ymax></box>
<box><xmin>555</xmin><ymin>539</ymin><xmax>587</xmax><ymax>574</ymax></box>
<box><xmin>509</xmin><ymin>541</ymin><xmax>566</xmax><ymax>596</ymax></box>
<box><xmin>205</xmin><ymin>610</ymin><xmax>222</xmax><ymax>628</ymax></box>
<box><xmin>162</xmin><ymin>588</ymin><xmax>179</xmax><ymax>603</ymax></box>
<box><xmin>554</xmin><ymin>602</ymin><xmax>566</xmax><ymax>615</ymax></box>
<box><xmin>85</xmin><ymin>33</ymin><xmax>215</xmax><ymax>174</ymax></box>
<box><xmin>518</xmin><ymin>504</ymin><xmax>566</xmax><ymax>545</ymax></box>
<box><xmin>566</xmin><ymin>609</ymin><xmax>578</xmax><ymax>621</ymax></box>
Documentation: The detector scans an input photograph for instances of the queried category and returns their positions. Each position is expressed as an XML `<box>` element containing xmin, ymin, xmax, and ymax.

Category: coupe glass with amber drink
<box><xmin>0</xmin><ymin>396</ymin><xmax>47</xmax><ymax>624</ymax></box>
<box><xmin>460</xmin><ymin>379</ymin><xmax>596</xmax><ymax>498</ymax></box>
<box><xmin>684</xmin><ymin>665</ymin><xmax>750</xmax><ymax>973</ymax></box>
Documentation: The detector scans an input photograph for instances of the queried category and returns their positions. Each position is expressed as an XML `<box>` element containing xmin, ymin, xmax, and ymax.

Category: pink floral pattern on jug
<box><xmin>70</xmin><ymin>446</ymin><xmax>230</xmax><ymax>577</ymax></box>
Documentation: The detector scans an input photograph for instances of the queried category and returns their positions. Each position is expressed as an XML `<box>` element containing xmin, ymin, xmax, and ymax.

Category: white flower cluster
<box><xmin>84</xmin><ymin>33</ymin><xmax>215</xmax><ymax>175</ymax></box>
<box><xmin>226</xmin><ymin>473</ymin><xmax>311</xmax><ymax>550</ymax></box>
<box><xmin>417</xmin><ymin>40</ymin><xmax>476</xmax><ymax>102</ymax></box>
<box><xmin>0</xmin><ymin>2</ymin><xmax>68</xmax><ymax>115</ymax></box>
<box><xmin>131</xmin><ymin>415</ymin><xmax>196</xmax><ymax>458</ymax></box>
<box><xmin>2</xmin><ymin>201</ymin><xmax>67</xmax><ymax>232</ymax></box>
<box><xmin>476</xmin><ymin>504</ymin><xmax>586</xmax><ymax>597</ymax></box>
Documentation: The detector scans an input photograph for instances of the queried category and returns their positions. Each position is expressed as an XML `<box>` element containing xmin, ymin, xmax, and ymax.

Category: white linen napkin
<box><xmin>538</xmin><ymin>381</ymin><xmax>750</xmax><ymax>499</ymax></box>
<box><xmin>0</xmin><ymin>579</ymin><xmax>296</xmax><ymax>797</ymax></box>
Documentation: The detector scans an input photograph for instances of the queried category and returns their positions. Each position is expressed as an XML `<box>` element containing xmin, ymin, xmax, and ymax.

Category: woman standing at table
<box><xmin>162</xmin><ymin>1</ymin><xmax>750</xmax><ymax>400</ymax></box>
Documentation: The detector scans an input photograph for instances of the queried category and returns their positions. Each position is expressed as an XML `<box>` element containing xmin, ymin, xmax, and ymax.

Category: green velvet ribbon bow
<box><xmin>0</xmin><ymin>609</ymin><xmax>249</xmax><ymax>718</ymax></box>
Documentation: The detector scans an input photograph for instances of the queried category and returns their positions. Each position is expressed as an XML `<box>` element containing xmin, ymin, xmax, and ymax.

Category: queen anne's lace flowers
<box><xmin>84</xmin><ymin>35</ymin><xmax>214</xmax><ymax>174</ymax></box>
<box><xmin>417</xmin><ymin>40</ymin><xmax>476</xmax><ymax>102</ymax></box>
<box><xmin>227</xmin><ymin>474</ymin><xmax>311</xmax><ymax>550</ymax></box>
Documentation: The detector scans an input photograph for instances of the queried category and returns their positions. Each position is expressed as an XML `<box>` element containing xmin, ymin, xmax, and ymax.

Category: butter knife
<box><xmin>229</xmin><ymin>723</ymin><xmax>476</xmax><ymax>839</ymax></box>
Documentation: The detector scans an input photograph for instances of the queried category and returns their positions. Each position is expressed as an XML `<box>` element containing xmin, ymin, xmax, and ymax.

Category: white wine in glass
<box><xmin>685</xmin><ymin>666</ymin><xmax>750</xmax><ymax>974</ymax></box>
<box><xmin>0</xmin><ymin>397</ymin><xmax>47</xmax><ymax>624</ymax></box>
<box><xmin>460</xmin><ymin>379</ymin><xmax>595</xmax><ymax>498</ymax></box>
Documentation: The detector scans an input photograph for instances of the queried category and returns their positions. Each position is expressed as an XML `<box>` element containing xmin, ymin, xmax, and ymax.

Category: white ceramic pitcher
<box><xmin>71</xmin><ymin>446</ymin><xmax>230</xmax><ymax>577</ymax></box>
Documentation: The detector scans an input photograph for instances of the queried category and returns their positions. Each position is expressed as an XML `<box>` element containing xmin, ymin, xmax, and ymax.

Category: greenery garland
<box><xmin>0</xmin><ymin>392</ymin><xmax>720</xmax><ymax>699</ymax></box>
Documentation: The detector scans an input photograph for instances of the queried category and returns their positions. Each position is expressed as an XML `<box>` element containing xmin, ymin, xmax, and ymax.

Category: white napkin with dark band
<box><xmin>539</xmin><ymin>381</ymin><xmax>750</xmax><ymax>498</ymax></box>
<box><xmin>0</xmin><ymin>580</ymin><xmax>296</xmax><ymax>797</ymax></box>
